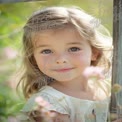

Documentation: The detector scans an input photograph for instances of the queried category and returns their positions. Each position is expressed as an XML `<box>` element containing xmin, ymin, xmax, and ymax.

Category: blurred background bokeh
<box><xmin>0</xmin><ymin>0</ymin><xmax>113</xmax><ymax>121</ymax></box>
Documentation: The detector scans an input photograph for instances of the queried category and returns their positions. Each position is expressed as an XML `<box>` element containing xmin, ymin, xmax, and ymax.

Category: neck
<box><xmin>49</xmin><ymin>77</ymin><xmax>96</xmax><ymax>100</ymax></box>
<box><xmin>49</xmin><ymin>76</ymin><xmax>90</xmax><ymax>93</ymax></box>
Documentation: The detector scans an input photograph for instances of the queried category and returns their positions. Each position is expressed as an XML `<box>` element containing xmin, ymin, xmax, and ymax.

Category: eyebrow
<box><xmin>37</xmin><ymin>42</ymin><xmax>82</xmax><ymax>48</ymax></box>
<box><xmin>37</xmin><ymin>44</ymin><xmax>50</xmax><ymax>48</ymax></box>
<box><xmin>68</xmin><ymin>42</ymin><xmax>82</xmax><ymax>45</ymax></box>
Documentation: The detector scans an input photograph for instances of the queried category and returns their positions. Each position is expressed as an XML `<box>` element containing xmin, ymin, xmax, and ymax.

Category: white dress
<box><xmin>21</xmin><ymin>86</ymin><xmax>109</xmax><ymax>122</ymax></box>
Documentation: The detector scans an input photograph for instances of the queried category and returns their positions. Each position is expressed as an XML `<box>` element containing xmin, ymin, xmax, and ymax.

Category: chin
<box><xmin>54</xmin><ymin>76</ymin><xmax>75</xmax><ymax>82</ymax></box>
<box><xmin>49</xmin><ymin>72</ymin><xmax>77</xmax><ymax>82</ymax></box>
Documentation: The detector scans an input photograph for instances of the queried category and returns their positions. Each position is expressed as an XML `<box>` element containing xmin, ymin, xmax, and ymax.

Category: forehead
<box><xmin>32</xmin><ymin>27</ymin><xmax>87</xmax><ymax>47</ymax></box>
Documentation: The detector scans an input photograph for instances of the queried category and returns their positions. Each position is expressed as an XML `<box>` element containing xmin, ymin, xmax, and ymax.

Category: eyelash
<box><xmin>69</xmin><ymin>47</ymin><xmax>81</xmax><ymax>52</ymax></box>
<box><xmin>40</xmin><ymin>49</ymin><xmax>52</xmax><ymax>54</ymax></box>
<box><xmin>40</xmin><ymin>47</ymin><xmax>81</xmax><ymax>54</ymax></box>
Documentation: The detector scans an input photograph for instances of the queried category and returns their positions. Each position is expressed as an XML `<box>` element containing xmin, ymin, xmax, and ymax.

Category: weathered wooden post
<box><xmin>110</xmin><ymin>0</ymin><xmax>122</xmax><ymax>120</ymax></box>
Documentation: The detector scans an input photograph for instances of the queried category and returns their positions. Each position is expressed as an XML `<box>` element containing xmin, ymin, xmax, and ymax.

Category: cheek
<box><xmin>70</xmin><ymin>53</ymin><xmax>85</xmax><ymax>61</ymax></box>
<box><xmin>35</xmin><ymin>56</ymin><xmax>51</xmax><ymax>70</ymax></box>
<box><xmin>71</xmin><ymin>53</ymin><xmax>92</xmax><ymax>65</ymax></box>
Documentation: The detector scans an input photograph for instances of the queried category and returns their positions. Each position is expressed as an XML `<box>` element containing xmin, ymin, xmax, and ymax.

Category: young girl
<box><xmin>18</xmin><ymin>6</ymin><xmax>113</xmax><ymax>122</ymax></box>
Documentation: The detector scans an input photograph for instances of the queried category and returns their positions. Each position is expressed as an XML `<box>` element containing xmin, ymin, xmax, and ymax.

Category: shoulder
<box><xmin>22</xmin><ymin>86</ymin><xmax>69</xmax><ymax>115</ymax></box>
<box><xmin>38</xmin><ymin>86</ymin><xmax>69</xmax><ymax>115</ymax></box>
<box><xmin>38</xmin><ymin>86</ymin><xmax>68</xmax><ymax>103</ymax></box>
<box><xmin>21</xmin><ymin>86</ymin><xmax>52</xmax><ymax>111</ymax></box>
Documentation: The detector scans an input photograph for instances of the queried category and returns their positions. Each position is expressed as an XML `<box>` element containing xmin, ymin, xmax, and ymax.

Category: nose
<box><xmin>56</xmin><ymin>60</ymin><xmax>66</xmax><ymax>64</ymax></box>
<box><xmin>55</xmin><ymin>54</ymin><xmax>68</xmax><ymax>64</ymax></box>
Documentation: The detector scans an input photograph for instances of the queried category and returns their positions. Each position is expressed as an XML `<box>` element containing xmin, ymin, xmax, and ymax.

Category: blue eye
<box><xmin>40</xmin><ymin>49</ymin><xmax>52</xmax><ymax>54</ymax></box>
<box><xmin>69</xmin><ymin>47</ymin><xmax>81</xmax><ymax>52</ymax></box>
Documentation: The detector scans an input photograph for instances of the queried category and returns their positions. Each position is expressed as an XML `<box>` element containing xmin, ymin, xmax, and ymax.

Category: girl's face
<box><xmin>33</xmin><ymin>28</ymin><xmax>95</xmax><ymax>82</ymax></box>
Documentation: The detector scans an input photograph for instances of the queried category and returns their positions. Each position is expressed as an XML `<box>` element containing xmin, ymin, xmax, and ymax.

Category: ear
<box><xmin>91</xmin><ymin>48</ymin><xmax>101</xmax><ymax>61</ymax></box>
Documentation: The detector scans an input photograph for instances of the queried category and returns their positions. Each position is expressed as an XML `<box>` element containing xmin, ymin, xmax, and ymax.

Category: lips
<box><xmin>54</xmin><ymin>68</ymin><xmax>74</xmax><ymax>72</ymax></box>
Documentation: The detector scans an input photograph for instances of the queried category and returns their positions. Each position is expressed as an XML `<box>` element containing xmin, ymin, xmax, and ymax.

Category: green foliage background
<box><xmin>0</xmin><ymin>0</ymin><xmax>113</xmax><ymax>121</ymax></box>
